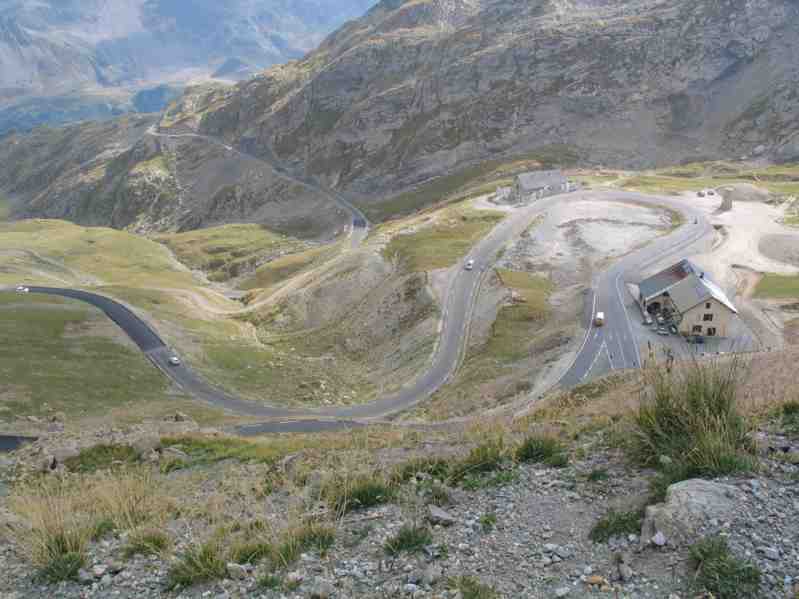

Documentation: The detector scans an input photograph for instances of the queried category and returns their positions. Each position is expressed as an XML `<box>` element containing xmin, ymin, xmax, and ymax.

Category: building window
<box><xmin>706</xmin><ymin>302</ymin><xmax>711</xmax><ymax>309</ymax></box>
<box><xmin>703</xmin><ymin>313</ymin><xmax>714</xmax><ymax>322</ymax></box>
<box><xmin>692</xmin><ymin>325</ymin><xmax>703</xmax><ymax>334</ymax></box>
<box><xmin>707</xmin><ymin>327</ymin><xmax>717</xmax><ymax>336</ymax></box>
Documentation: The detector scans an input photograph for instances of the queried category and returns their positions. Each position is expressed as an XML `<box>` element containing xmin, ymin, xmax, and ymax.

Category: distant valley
<box><xmin>0</xmin><ymin>0</ymin><xmax>376</xmax><ymax>133</ymax></box>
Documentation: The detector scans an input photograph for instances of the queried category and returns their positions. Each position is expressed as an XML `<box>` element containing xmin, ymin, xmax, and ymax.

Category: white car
<box><xmin>168</xmin><ymin>356</ymin><xmax>181</xmax><ymax>366</ymax></box>
<box><xmin>15</xmin><ymin>285</ymin><xmax>29</xmax><ymax>293</ymax></box>
<box><xmin>465</xmin><ymin>259</ymin><xmax>475</xmax><ymax>271</ymax></box>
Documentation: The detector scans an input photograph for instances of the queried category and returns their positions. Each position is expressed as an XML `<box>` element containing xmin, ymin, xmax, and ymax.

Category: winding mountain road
<box><xmin>17</xmin><ymin>190</ymin><xmax>715</xmax><ymax>433</ymax></box>
<box><xmin>146</xmin><ymin>126</ymin><xmax>370</xmax><ymax>248</ymax></box>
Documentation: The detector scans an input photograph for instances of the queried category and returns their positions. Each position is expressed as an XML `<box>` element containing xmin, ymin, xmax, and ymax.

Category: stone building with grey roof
<box><xmin>513</xmin><ymin>170</ymin><xmax>570</xmax><ymax>201</ymax></box>
<box><xmin>638</xmin><ymin>259</ymin><xmax>738</xmax><ymax>337</ymax></box>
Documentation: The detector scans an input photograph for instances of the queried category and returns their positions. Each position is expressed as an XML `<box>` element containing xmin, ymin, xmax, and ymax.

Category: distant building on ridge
<box><xmin>513</xmin><ymin>170</ymin><xmax>571</xmax><ymax>201</ymax></box>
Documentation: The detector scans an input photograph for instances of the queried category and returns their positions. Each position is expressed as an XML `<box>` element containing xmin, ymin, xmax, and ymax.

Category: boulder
<box><xmin>51</xmin><ymin>446</ymin><xmax>80</xmax><ymax>464</ymax></box>
<box><xmin>131</xmin><ymin>436</ymin><xmax>161</xmax><ymax>457</ymax></box>
<box><xmin>640</xmin><ymin>479</ymin><xmax>741</xmax><ymax>548</ymax></box>
<box><xmin>427</xmin><ymin>505</ymin><xmax>457</xmax><ymax>527</ymax></box>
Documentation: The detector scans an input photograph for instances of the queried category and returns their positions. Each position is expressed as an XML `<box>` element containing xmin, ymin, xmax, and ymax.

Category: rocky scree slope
<box><xmin>166</xmin><ymin>0</ymin><xmax>799</xmax><ymax>212</ymax></box>
<box><xmin>0</xmin><ymin>114</ymin><xmax>346</xmax><ymax>237</ymax></box>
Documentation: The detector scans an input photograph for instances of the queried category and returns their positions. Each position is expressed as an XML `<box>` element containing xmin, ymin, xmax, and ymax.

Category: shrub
<box><xmin>229</xmin><ymin>541</ymin><xmax>272</xmax><ymax>565</ymax></box>
<box><xmin>589</xmin><ymin>508</ymin><xmax>644</xmax><ymax>543</ymax></box>
<box><xmin>448</xmin><ymin>576</ymin><xmax>499</xmax><ymax>599</ymax></box>
<box><xmin>449</xmin><ymin>440</ymin><xmax>506</xmax><ymax>484</ymax></box>
<box><xmin>384</xmin><ymin>525</ymin><xmax>432</xmax><ymax>555</ymax></box>
<box><xmin>123</xmin><ymin>528</ymin><xmax>171</xmax><ymax>558</ymax></box>
<box><xmin>689</xmin><ymin>536</ymin><xmax>761</xmax><ymax>599</ymax></box>
<box><xmin>93</xmin><ymin>469</ymin><xmax>162</xmax><ymax>531</ymax></box>
<box><xmin>166</xmin><ymin>541</ymin><xmax>227</xmax><ymax>590</ymax></box>
<box><xmin>324</xmin><ymin>475</ymin><xmax>393</xmax><ymax>514</ymax></box>
<box><xmin>633</xmin><ymin>358</ymin><xmax>755</xmax><ymax>478</ymax></box>
<box><xmin>64</xmin><ymin>444</ymin><xmax>139</xmax><ymax>473</ymax></box>
<box><xmin>423</xmin><ymin>483</ymin><xmax>453</xmax><ymax>507</ymax></box>
<box><xmin>90</xmin><ymin>518</ymin><xmax>116</xmax><ymax>540</ymax></box>
<box><xmin>515</xmin><ymin>436</ymin><xmax>566</xmax><ymax>464</ymax></box>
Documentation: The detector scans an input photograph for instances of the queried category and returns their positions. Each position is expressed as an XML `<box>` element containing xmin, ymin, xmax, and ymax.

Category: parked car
<box><xmin>657</xmin><ymin>328</ymin><xmax>670</xmax><ymax>336</ymax></box>
<box><xmin>669</xmin><ymin>324</ymin><xmax>678</xmax><ymax>335</ymax></box>
<box><xmin>465</xmin><ymin>259</ymin><xmax>475</xmax><ymax>271</ymax></box>
<box><xmin>698</xmin><ymin>191</ymin><xmax>706</xmax><ymax>197</ymax></box>
<box><xmin>15</xmin><ymin>285</ymin><xmax>29</xmax><ymax>293</ymax></box>
<box><xmin>707</xmin><ymin>189</ymin><xmax>716</xmax><ymax>196</ymax></box>
<box><xmin>594</xmin><ymin>312</ymin><xmax>605</xmax><ymax>327</ymax></box>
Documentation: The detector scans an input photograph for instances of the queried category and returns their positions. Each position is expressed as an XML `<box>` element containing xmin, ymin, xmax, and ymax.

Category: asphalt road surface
<box><xmin>18</xmin><ymin>190</ymin><xmax>715</xmax><ymax>434</ymax></box>
<box><xmin>558</xmin><ymin>194</ymin><xmax>714</xmax><ymax>386</ymax></box>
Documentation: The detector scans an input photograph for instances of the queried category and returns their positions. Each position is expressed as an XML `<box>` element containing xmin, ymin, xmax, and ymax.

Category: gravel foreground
<box><xmin>1</xmin><ymin>423</ymin><xmax>798</xmax><ymax>599</ymax></box>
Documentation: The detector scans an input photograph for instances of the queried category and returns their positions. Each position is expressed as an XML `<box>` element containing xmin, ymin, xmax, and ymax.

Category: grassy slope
<box><xmin>414</xmin><ymin>269</ymin><xmax>554</xmax><ymax>420</ymax></box>
<box><xmin>239</xmin><ymin>245</ymin><xmax>336</xmax><ymax>291</ymax></box>
<box><xmin>154</xmin><ymin>224</ymin><xmax>307</xmax><ymax>283</ymax></box>
<box><xmin>0</xmin><ymin>220</ymin><xmax>198</xmax><ymax>289</ymax></box>
<box><xmin>0</xmin><ymin>292</ymin><xmax>171</xmax><ymax>421</ymax></box>
<box><xmin>382</xmin><ymin>203</ymin><xmax>505</xmax><ymax>272</ymax></box>
<box><xmin>361</xmin><ymin>145</ymin><xmax>581</xmax><ymax>222</ymax></box>
<box><xmin>620</xmin><ymin>162</ymin><xmax>799</xmax><ymax>197</ymax></box>
<box><xmin>754</xmin><ymin>274</ymin><xmax>799</xmax><ymax>299</ymax></box>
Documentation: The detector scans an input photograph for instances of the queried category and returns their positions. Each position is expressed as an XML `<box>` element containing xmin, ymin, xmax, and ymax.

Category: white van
<box><xmin>594</xmin><ymin>312</ymin><xmax>605</xmax><ymax>326</ymax></box>
<box><xmin>465</xmin><ymin>259</ymin><xmax>475</xmax><ymax>271</ymax></box>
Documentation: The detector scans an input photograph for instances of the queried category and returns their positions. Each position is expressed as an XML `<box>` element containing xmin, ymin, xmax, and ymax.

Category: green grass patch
<box><xmin>166</xmin><ymin>541</ymin><xmax>227</xmax><ymax>590</ymax></box>
<box><xmin>589</xmin><ymin>508</ymin><xmax>644</xmax><ymax>543</ymax></box>
<box><xmin>515</xmin><ymin>435</ymin><xmax>568</xmax><ymax>466</ymax></box>
<box><xmin>229</xmin><ymin>541</ymin><xmax>273</xmax><ymax>565</ymax></box>
<box><xmin>633</xmin><ymin>358</ymin><xmax>756</xmax><ymax>485</ymax></box>
<box><xmin>689</xmin><ymin>536</ymin><xmax>761</xmax><ymax>599</ymax></box>
<box><xmin>391</xmin><ymin>457</ymin><xmax>452</xmax><ymax>484</ymax></box>
<box><xmin>382</xmin><ymin>203</ymin><xmax>504</xmax><ymax>272</ymax></box>
<box><xmin>363</xmin><ymin>146</ymin><xmax>581</xmax><ymax>222</ymax></box>
<box><xmin>155</xmin><ymin>224</ymin><xmax>305</xmax><ymax>283</ymax></box>
<box><xmin>324</xmin><ymin>474</ymin><xmax>394</xmax><ymax>514</ymax></box>
<box><xmin>123</xmin><ymin>529</ymin><xmax>171</xmax><ymax>558</ymax></box>
<box><xmin>257</xmin><ymin>573</ymin><xmax>283</xmax><ymax>590</ymax></box>
<box><xmin>64</xmin><ymin>444</ymin><xmax>140</xmax><ymax>473</ymax></box>
<box><xmin>274</xmin><ymin>523</ymin><xmax>335</xmax><ymax>566</ymax></box>
<box><xmin>239</xmin><ymin>245</ymin><xmax>333</xmax><ymax>290</ymax></box>
<box><xmin>754</xmin><ymin>274</ymin><xmax>799</xmax><ymax>299</ymax></box>
<box><xmin>37</xmin><ymin>552</ymin><xmax>85</xmax><ymax>584</ymax></box>
<box><xmin>449</xmin><ymin>440</ymin><xmax>507</xmax><ymax>484</ymax></box>
<box><xmin>448</xmin><ymin>576</ymin><xmax>500</xmax><ymax>599</ymax></box>
<box><xmin>0</xmin><ymin>293</ymin><xmax>170</xmax><ymax>421</ymax></box>
<box><xmin>781</xmin><ymin>401</ymin><xmax>799</xmax><ymax>435</ymax></box>
<box><xmin>479</xmin><ymin>513</ymin><xmax>497</xmax><ymax>532</ymax></box>
<box><xmin>384</xmin><ymin>525</ymin><xmax>432</xmax><ymax>555</ymax></box>
<box><xmin>485</xmin><ymin>269</ymin><xmax>554</xmax><ymax>362</ymax></box>
<box><xmin>587</xmin><ymin>468</ymin><xmax>610</xmax><ymax>482</ymax></box>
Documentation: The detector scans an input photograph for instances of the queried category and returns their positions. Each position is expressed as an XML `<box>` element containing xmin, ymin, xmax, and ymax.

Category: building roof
<box><xmin>516</xmin><ymin>170</ymin><xmax>566</xmax><ymax>192</ymax></box>
<box><xmin>640</xmin><ymin>259</ymin><xmax>738</xmax><ymax>314</ymax></box>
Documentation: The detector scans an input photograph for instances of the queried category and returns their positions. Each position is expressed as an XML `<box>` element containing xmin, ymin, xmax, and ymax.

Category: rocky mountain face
<box><xmin>2</xmin><ymin>0</ymin><xmax>799</xmax><ymax>234</ymax></box>
<box><xmin>0</xmin><ymin>0</ymin><xmax>376</xmax><ymax>133</ymax></box>
<box><xmin>168</xmin><ymin>0</ymin><xmax>799</xmax><ymax>200</ymax></box>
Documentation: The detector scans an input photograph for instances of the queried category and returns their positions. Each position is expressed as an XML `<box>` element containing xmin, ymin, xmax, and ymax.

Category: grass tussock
<box><xmin>166</xmin><ymin>540</ymin><xmax>227</xmax><ymax>590</ymax></box>
<box><xmin>589</xmin><ymin>508</ymin><xmax>644</xmax><ymax>543</ymax></box>
<box><xmin>633</xmin><ymin>358</ymin><xmax>756</xmax><ymax>488</ymax></box>
<box><xmin>384</xmin><ymin>525</ymin><xmax>432</xmax><ymax>555</ymax></box>
<box><xmin>448</xmin><ymin>575</ymin><xmax>500</xmax><ymax>599</ymax></box>
<box><xmin>323</xmin><ymin>474</ymin><xmax>394</xmax><ymax>514</ymax></box>
<box><xmin>7</xmin><ymin>469</ymin><xmax>167</xmax><ymax>582</ymax></box>
<box><xmin>689</xmin><ymin>536</ymin><xmax>762</xmax><ymax>599</ymax></box>
<box><xmin>515</xmin><ymin>435</ymin><xmax>569</xmax><ymax>468</ymax></box>
<box><xmin>449</xmin><ymin>439</ymin><xmax>506</xmax><ymax>484</ymax></box>
<box><xmin>123</xmin><ymin>528</ymin><xmax>171</xmax><ymax>558</ymax></box>
<box><xmin>64</xmin><ymin>444</ymin><xmax>140</xmax><ymax>473</ymax></box>
<box><xmin>274</xmin><ymin>522</ymin><xmax>336</xmax><ymax>567</ymax></box>
<box><xmin>391</xmin><ymin>457</ymin><xmax>452</xmax><ymax>484</ymax></box>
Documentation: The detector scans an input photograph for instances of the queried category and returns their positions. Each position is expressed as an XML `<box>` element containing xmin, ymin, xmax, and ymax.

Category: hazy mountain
<box><xmin>2</xmin><ymin>0</ymin><xmax>798</xmax><ymax>235</ymax></box>
<box><xmin>0</xmin><ymin>0</ymin><xmax>376</xmax><ymax>133</ymax></box>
